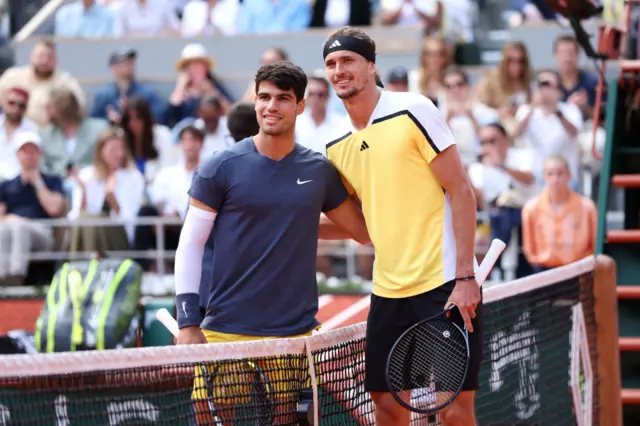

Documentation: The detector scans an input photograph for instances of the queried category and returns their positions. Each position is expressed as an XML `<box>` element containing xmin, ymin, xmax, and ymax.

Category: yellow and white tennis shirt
<box><xmin>326</xmin><ymin>91</ymin><xmax>457</xmax><ymax>298</ymax></box>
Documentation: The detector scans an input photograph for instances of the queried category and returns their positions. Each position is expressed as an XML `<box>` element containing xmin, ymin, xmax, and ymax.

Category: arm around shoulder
<box><xmin>321</xmin><ymin>196</ymin><xmax>371</xmax><ymax>245</ymax></box>
<box><xmin>319</xmin><ymin>159</ymin><xmax>370</xmax><ymax>244</ymax></box>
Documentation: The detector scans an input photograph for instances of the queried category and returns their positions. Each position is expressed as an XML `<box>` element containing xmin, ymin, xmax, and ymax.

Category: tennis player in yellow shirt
<box><xmin>321</xmin><ymin>27</ymin><xmax>482</xmax><ymax>426</ymax></box>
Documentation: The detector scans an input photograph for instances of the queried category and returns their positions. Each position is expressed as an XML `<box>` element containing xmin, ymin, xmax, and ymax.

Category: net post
<box><xmin>594</xmin><ymin>254</ymin><xmax>622</xmax><ymax>426</ymax></box>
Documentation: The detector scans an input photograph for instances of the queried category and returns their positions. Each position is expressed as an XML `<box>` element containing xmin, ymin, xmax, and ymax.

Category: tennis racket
<box><xmin>156</xmin><ymin>310</ymin><xmax>275</xmax><ymax>425</ymax></box>
<box><xmin>384</xmin><ymin>238</ymin><xmax>506</xmax><ymax>414</ymax></box>
<box><xmin>200</xmin><ymin>360</ymin><xmax>275</xmax><ymax>426</ymax></box>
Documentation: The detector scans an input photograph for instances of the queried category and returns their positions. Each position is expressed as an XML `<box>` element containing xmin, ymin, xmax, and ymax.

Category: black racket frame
<box><xmin>384</xmin><ymin>305</ymin><xmax>471</xmax><ymax>414</ymax></box>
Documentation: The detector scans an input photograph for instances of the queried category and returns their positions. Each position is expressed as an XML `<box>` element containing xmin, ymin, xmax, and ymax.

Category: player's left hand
<box><xmin>445</xmin><ymin>279</ymin><xmax>480</xmax><ymax>332</ymax></box>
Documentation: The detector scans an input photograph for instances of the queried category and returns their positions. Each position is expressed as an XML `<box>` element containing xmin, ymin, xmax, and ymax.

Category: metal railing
<box><xmin>20</xmin><ymin>211</ymin><xmax>499</xmax><ymax>280</ymax></box>
<box><xmin>24</xmin><ymin>215</ymin><xmax>384</xmax><ymax>277</ymax></box>
<box><xmin>27</xmin><ymin>216</ymin><xmax>181</xmax><ymax>276</ymax></box>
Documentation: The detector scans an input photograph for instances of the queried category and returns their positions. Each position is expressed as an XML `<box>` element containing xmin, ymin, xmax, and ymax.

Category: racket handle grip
<box><xmin>475</xmin><ymin>239</ymin><xmax>506</xmax><ymax>286</ymax></box>
<box><xmin>156</xmin><ymin>308</ymin><xmax>180</xmax><ymax>338</ymax></box>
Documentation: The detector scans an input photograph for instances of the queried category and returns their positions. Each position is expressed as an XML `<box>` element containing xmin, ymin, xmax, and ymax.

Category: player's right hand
<box><xmin>176</xmin><ymin>326</ymin><xmax>207</xmax><ymax>345</ymax></box>
<box><xmin>445</xmin><ymin>280</ymin><xmax>481</xmax><ymax>333</ymax></box>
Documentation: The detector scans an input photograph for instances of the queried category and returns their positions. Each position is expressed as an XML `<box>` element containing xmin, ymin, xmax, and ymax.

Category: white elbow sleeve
<box><xmin>175</xmin><ymin>206</ymin><xmax>216</xmax><ymax>296</ymax></box>
<box><xmin>174</xmin><ymin>206</ymin><xmax>216</xmax><ymax>328</ymax></box>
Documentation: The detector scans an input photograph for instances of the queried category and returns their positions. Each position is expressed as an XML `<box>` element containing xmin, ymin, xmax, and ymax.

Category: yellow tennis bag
<box><xmin>34</xmin><ymin>258</ymin><xmax>142</xmax><ymax>352</ymax></box>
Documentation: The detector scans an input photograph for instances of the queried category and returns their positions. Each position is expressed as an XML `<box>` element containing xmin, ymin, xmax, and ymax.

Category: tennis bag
<box><xmin>34</xmin><ymin>258</ymin><xmax>142</xmax><ymax>353</ymax></box>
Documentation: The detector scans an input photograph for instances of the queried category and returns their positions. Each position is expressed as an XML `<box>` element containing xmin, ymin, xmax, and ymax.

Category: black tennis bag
<box><xmin>34</xmin><ymin>258</ymin><xmax>142</xmax><ymax>353</ymax></box>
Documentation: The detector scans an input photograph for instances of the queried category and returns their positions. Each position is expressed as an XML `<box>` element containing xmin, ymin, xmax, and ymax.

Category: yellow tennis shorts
<box><xmin>191</xmin><ymin>328</ymin><xmax>316</xmax><ymax>404</ymax></box>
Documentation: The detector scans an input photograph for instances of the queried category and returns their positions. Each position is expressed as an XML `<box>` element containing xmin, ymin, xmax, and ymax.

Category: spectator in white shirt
<box><xmin>467</xmin><ymin>122</ymin><xmax>536</xmax><ymax>278</ymax></box>
<box><xmin>0</xmin><ymin>88</ymin><xmax>38</xmax><ymax>181</ymax></box>
<box><xmin>172</xmin><ymin>94</ymin><xmax>232</xmax><ymax>158</ymax></box>
<box><xmin>121</xmin><ymin>96</ymin><xmax>176</xmax><ymax>183</ymax></box>
<box><xmin>181</xmin><ymin>0</ymin><xmax>239</xmax><ymax>37</ymax></box>
<box><xmin>380</xmin><ymin>0</ymin><xmax>443</xmax><ymax>31</ymax></box>
<box><xmin>295</xmin><ymin>75</ymin><xmax>343</xmax><ymax>155</ymax></box>
<box><xmin>440</xmin><ymin>67</ymin><xmax>498</xmax><ymax>166</ymax></box>
<box><xmin>513</xmin><ymin>69</ymin><xmax>583</xmax><ymax>187</ymax></box>
<box><xmin>134</xmin><ymin>125</ymin><xmax>203</xmax><ymax>270</ymax></box>
<box><xmin>380</xmin><ymin>0</ymin><xmax>474</xmax><ymax>43</ymax></box>
<box><xmin>113</xmin><ymin>0</ymin><xmax>179</xmax><ymax>38</ymax></box>
<box><xmin>149</xmin><ymin>125</ymin><xmax>201</xmax><ymax>219</ymax></box>
<box><xmin>68</xmin><ymin>127</ymin><xmax>145</xmax><ymax>251</ymax></box>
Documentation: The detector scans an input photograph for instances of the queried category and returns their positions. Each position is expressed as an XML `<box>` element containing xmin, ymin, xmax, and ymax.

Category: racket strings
<box><xmin>388</xmin><ymin>319</ymin><xmax>468</xmax><ymax>411</ymax></box>
<box><xmin>206</xmin><ymin>362</ymin><xmax>275</xmax><ymax>425</ymax></box>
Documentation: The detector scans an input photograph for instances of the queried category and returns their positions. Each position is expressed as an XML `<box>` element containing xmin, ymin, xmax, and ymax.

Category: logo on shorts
<box><xmin>443</xmin><ymin>331</ymin><xmax>450</xmax><ymax>338</ymax></box>
<box><xmin>297</xmin><ymin>179</ymin><xmax>313</xmax><ymax>185</ymax></box>
<box><xmin>329</xmin><ymin>40</ymin><xmax>342</xmax><ymax>49</ymax></box>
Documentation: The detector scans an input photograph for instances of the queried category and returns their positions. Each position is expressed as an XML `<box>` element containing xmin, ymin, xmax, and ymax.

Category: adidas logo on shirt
<box><xmin>329</xmin><ymin>40</ymin><xmax>342</xmax><ymax>49</ymax></box>
<box><xmin>360</xmin><ymin>141</ymin><xmax>369</xmax><ymax>151</ymax></box>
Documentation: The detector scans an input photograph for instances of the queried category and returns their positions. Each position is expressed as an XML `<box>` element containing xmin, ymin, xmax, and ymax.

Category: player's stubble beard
<box><xmin>336</xmin><ymin>75</ymin><xmax>369</xmax><ymax>100</ymax></box>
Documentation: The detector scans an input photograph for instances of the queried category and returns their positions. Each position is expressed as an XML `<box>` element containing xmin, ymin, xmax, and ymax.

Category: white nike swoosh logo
<box><xmin>182</xmin><ymin>301</ymin><xmax>188</xmax><ymax>318</ymax></box>
<box><xmin>297</xmin><ymin>179</ymin><xmax>313</xmax><ymax>185</ymax></box>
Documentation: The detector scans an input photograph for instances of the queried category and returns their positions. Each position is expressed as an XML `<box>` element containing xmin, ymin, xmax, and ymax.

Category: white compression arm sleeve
<box><xmin>174</xmin><ymin>206</ymin><xmax>216</xmax><ymax>297</ymax></box>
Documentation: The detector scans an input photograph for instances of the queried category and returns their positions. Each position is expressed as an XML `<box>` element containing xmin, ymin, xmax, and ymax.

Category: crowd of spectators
<box><xmin>0</xmin><ymin>0</ymin><xmax>610</xmax><ymax>287</ymax></box>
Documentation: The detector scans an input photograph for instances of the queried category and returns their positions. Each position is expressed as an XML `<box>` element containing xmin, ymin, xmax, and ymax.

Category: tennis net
<box><xmin>0</xmin><ymin>256</ymin><xmax>602</xmax><ymax>425</ymax></box>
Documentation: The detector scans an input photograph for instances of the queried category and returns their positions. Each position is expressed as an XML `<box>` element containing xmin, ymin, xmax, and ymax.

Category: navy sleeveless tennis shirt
<box><xmin>189</xmin><ymin>137</ymin><xmax>348</xmax><ymax>336</ymax></box>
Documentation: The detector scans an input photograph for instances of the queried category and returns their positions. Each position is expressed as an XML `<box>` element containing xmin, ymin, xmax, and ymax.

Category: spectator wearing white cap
<box><xmin>0</xmin><ymin>131</ymin><xmax>66</xmax><ymax>286</ymax></box>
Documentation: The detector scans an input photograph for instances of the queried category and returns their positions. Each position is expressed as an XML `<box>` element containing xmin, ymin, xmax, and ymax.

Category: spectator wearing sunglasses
<box><xmin>0</xmin><ymin>88</ymin><xmax>39</xmax><ymax>181</ymax></box>
<box><xmin>467</xmin><ymin>122</ymin><xmax>536</xmax><ymax>279</ymax></box>
<box><xmin>513</xmin><ymin>69</ymin><xmax>583</xmax><ymax>189</ymax></box>
<box><xmin>439</xmin><ymin>68</ymin><xmax>498</xmax><ymax>167</ymax></box>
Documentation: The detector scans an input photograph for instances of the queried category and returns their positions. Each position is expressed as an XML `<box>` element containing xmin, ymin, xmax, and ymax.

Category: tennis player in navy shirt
<box><xmin>174</xmin><ymin>61</ymin><xmax>369</xmax><ymax>424</ymax></box>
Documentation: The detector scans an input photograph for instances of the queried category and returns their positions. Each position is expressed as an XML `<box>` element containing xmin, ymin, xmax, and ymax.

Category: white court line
<box><xmin>318</xmin><ymin>294</ymin><xmax>334</xmax><ymax>309</ymax></box>
<box><xmin>320</xmin><ymin>295</ymin><xmax>371</xmax><ymax>331</ymax></box>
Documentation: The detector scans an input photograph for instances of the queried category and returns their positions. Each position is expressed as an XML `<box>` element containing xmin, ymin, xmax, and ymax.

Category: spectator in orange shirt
<box><xmin>522</xmin><ymin>155</ymin><xmax>597</xmax><ymax>273</ymax></box>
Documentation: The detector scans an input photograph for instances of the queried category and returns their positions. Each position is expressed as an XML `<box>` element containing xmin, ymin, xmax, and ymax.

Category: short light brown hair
<box><xmin>544</xmin><ymin>154</ymin><xmax>570</xmax><ymax>171</ymax></box>
<box><xmin>553</xmin><ymin>35</ymin><xmax>579</xmax><ymax>53</ymax></box>
<box><xmin>35</xmin><ymin>38</ymin><xmax>56</xmax><ymax>51</ymax></box>
<box><xmin>49</xmin><ymin>88</ymin><xmax>82</xmax><ymax>123</ymax></box>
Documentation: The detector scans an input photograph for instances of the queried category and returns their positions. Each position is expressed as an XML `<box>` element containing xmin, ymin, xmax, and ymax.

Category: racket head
<box><xmin>202</xmin><ymin>361</ymin><xmax>275</xmax><ymax>425</ymax></box>
<box><xmin>385</xmin><ymin>313</ymin><xmax>470</xmax><ymax>414</ymax></box>
<box><xmin>243</xmin><ymin>361</ymin><xmax>275</xmax><ymax>425</ymax></box>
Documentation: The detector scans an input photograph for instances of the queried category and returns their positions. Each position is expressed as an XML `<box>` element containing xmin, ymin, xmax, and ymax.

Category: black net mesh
<box><xmin>0</xmin><ymin>267</ymin><xmax>598</xmax><ymax>425</ymax></box>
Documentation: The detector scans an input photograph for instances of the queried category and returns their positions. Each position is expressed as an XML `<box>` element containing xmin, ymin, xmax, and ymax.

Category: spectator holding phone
<box><xmin>513</xmin><ymin>69</ymin><xmax>583</xmax><ymax>187</ymax></box>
